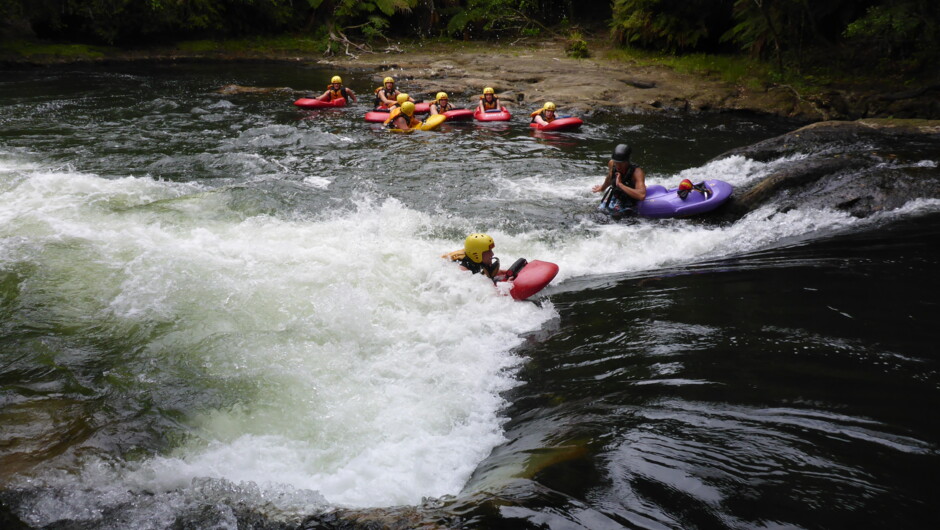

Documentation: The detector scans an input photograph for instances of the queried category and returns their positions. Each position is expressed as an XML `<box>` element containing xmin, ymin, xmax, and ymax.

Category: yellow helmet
<box><xmin>544</xmin><ymin>102</ymin><xmax>556</xmax><ymax>111</ymax></box>
<box><xmin>464</xmin><ymin>233</ymin><xmax>495</xmax><ymax>264</ymax></box>
<box><xmin>383</xmin><ymin>76</ymin><xmax>395</xmax><ymax>85</ymax></box>
<box><xmin>401</xmin><ymin>101</ymin><xmax>415</xmax><ymax>117</ymax></box>
<box><xmin>396</xmin><ymin>93</ymin><xmax>410</xmax><ymax>105</ymax></box>
<box><xmin>436</xmin><ymin>91</ymin><xmax>448</xmax><ymax>101</ymax></box>
<box><xmin>331</xmin><ymin>75</ymin><xmax>342</xmax><ymax>84</ymax></box>
<box><xmin>483</xmin><ymin>87</ymin><xmax>495</xmax><ymax>95</ymax></box>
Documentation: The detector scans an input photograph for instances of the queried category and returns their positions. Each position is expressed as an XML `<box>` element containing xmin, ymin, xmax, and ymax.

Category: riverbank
<box><xmin>2</xmin><ymin>36</ymin><xmax>938</xmax><ymax>121</ymax></box>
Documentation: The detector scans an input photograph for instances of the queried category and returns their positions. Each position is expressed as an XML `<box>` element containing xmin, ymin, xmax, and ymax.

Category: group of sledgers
<box><xmin>308</xmin><ymin>76</ymin><xmax>723</xmax><ymax>297</ymax></box>
<box><xmin>311</xmin><ymin>75</ymin><xmax>568</xmax><ymax>131</ymax></box>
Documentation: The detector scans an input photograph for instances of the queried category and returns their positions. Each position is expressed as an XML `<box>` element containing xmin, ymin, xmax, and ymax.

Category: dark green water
<box><xmin>1</xmin><ymin>63</ymin><xmax>938</xmax><ymax>529</ymax></box>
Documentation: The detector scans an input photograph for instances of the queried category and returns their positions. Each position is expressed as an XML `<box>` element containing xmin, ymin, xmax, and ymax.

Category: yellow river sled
<box><xmin>388</xmin><ymin>114</ymin><xmax>447</xmax><ymax>133</ymax></box>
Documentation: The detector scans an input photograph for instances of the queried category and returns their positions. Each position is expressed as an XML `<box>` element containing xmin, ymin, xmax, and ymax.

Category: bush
<box><xmin>610</xmin><ymin>0</ymin><xmax>733</xmax><ymax>53</ymax></box>
<box><xmin>566</xmin><ymin>32</ymin><xmax>589</xmax><ymax>58</ymax></box>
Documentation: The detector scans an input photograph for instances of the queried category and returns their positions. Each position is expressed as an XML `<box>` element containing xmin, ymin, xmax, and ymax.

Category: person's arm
<box><xmin>534</xmin><ymin>114</ymin><xmax>548</xmax><ymax>126</ymax></box>
<box><xmin>429</xmin><ymin>104</ymin><xmax>439</xmax><ymax>116</ymax></box>
<box><xmin>615</xmin><ymin>167</ymin><xmax>647</xmax><ymax>201</ymax></box>
<box><xmin>346</xmin><ymin>88</ymin><xmax>357</xmax><ymax>103</ymax></box>
<box><xmin>592</xmin><ymin>161</ymin><xmax>615</xmax><ymax>193</ymax></box>
<box><xmin>316</xmin><ymin>90</ymin><xmax>330</xmax><ymax>101</ymax></box>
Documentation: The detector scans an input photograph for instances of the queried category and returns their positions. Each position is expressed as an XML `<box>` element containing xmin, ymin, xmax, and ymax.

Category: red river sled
<box><xmin>442</xmin><ymin>109</ymin><xmax>475</xmax><ymax>121</ymax></box>
<box><xmin>501</xmin><ymin>260</ymin><xmax>559</xmax><ymax>301</ymax></box>
<box><xmin>364</xmin><ymin>109</ymin><xmax>391</xmax><ymax>122</ymax></box>
<box><xmin>294</xmin><ymin>97</ymin><xmax>346</xmax><ymax>108</ymax></box>
<box><xmin>365</xmin><ymin>102</ymin><xmax>432</xmax><ymax>122</ymax></box>
<box><xmin>529</xmin><ymin>116</ymin><xmax>583</xmax><ymax>131</ymax></box>
<box><xmin>474</xmin><ymin>108</ymin><xmax>512</xmax><ymax>121</ymax></box>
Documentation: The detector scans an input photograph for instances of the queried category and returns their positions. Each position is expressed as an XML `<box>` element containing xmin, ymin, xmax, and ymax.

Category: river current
<box><xmin>1</xmin><ymin>63</ymin><xmax>938</xmax><ymax>529</ymax></box>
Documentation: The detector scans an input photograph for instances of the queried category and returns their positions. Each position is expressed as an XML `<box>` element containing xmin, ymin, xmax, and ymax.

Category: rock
<box><xmin>712</xmin><ymin>119</ymin><xmax>940</xmax><ymax>220</ymax></box>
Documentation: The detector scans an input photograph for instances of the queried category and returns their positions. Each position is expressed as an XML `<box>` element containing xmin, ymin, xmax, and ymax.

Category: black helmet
<box><xmin>612</xmin><ymin>144</ymin><xmax>631</xmax><ymax>162</ymax></box>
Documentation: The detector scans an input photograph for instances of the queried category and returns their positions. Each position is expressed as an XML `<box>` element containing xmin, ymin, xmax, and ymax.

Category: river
<box><xmin>1</xmin><ymin>62</ymin><xmax>938</xmax><ymax>529</ymax></box>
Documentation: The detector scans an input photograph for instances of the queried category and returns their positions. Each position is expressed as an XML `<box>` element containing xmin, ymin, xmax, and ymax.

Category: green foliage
<box><xmin>16</xmin><ymin>0</ymin><xmax>304</xmax><ymax>44</ymax></box>
<box><xmin>0</xmin><ymin>39</ymin><xmax>109</xmax><ymax>59</ymax></box>
<box><xmin>327</xmin><ymin>0</ymin><xmax>416</xmax><ymax>40</ymax></box>
<box><xmin>605</xmin><ymin>46</ymin><xmax>771</xmax><ymax>88</ymax></box>
<box><xmin>5</xmin><ymin>0</ymin><xmax>936</xmax><ymax>80</ymax></box>
<box><xmin>610</xmin><ymin>0</ymin><xmax>732</xmax><ymax>52</ymax></box>
<box><xmin>0</xmin><ymin>0</ymin><xmax>19</xmax><ymax>18</ymax></box>
<box><xmin>565</xmin><ymin>31</ymin><xmax>589</xmax><ymax>58</ymax></box>
<box><xmin>445</xmin><ymin>0</ymin><xmax>559</xmax><ymax>39</ymax></box>
<box><xmin>720</xmin><ymin>0</ymin><xmax>813</xmax><ymax>68</ymax></box>
<box><xmin>176</xmin><ymin>35</ymin><xmax>329</xmax><ymax>55</ymax></box>
<box><xmin>844</xmin><ymin>1</ymin><xmax>939</xmax><ymax>60</ymax></box>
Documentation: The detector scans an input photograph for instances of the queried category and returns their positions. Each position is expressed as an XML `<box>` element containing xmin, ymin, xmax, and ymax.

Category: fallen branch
<box><xmin>327</xmin><ymin>29</ymin><xmax>372</xmax><ymax>58</ymax></box>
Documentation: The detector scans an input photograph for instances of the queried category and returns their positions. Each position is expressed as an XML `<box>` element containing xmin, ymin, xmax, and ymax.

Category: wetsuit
<box><xmin>602</xmin><ymin>164</ymin><xmax>640</xmax><ymax>213</ymax></box>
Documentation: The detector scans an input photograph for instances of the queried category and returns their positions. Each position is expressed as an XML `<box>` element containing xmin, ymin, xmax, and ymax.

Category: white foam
<box><xmin>1</xmin><ymin>168</ymin><xmax>554</xmax><ymax>513</ymax></box>
<box><xmin>3</xmin><ymin>152</ymin><xmax>938</xmax><ymax>521</ymax></box>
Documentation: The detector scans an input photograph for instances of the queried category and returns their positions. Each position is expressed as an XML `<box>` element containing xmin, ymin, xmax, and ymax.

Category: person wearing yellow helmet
<box><xmin>388</xmin><ymin>93</ymin><xmax>411</xmax><ymax>111</ymax></box>
<box><xmin>530</xmin><ymin>101</ymin><xmax>558</xmax><ymax>126</ymax></box>
<box><xmin>315</xmin><ymin>74</ymin><xmax>357</xmax><ymax>103</ymax></box>
<box><xmin>593</xmin><ymin>143</ymin><xmax>648</xmax><ymax>215</ymax></box>
<box><xmin>384</xmin><ymin>101</ymin><xmax>421</xmax><ymax>130</ymax></box>
<box><xmin>429</xmin><ymin>92</ymin><xmax>454</xmax><ymax>116</ymax></box>
<box><xmin>374</xmin><ymin>76</ymin><xmax>414</xmax><ymax>108</ymax></box>
<box><xmin>477</xmin><ymin>87</ymin><xmax>502</xmax><ymax>112</ymax></box>
<box><xmin>442</xmin><ymin>233</ymin><xmax>514</xmax><ymax>280</ymax></box>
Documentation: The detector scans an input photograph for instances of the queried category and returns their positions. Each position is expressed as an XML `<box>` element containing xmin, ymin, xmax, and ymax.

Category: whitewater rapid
<box><xmin>2</xmin><ymin>145</ymin><xmax>938</xmax><ymax>526</ymax></box>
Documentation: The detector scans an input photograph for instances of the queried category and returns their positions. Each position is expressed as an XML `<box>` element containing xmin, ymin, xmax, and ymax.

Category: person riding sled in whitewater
<box><xmin>374</xmin><ymin>76</ymin><xmax>412</xmax><ymax>108</ymax></box>
<box><xmin>443</xmin><ymin>233</ymin><xmax>520</xmax><ymax>281</ymax></box>
<box><xmin>477</xmin><ymin>87</ymin><xmax>503</xmax><ymax>112</ymax></box>
<box><xmin>385</xmin><ymin>101</ymin><xmax>421</xmax><ymax>130</ymax></box>
<box><xmin>593</xmin><ymin>144</ymin><xmax>647</xmax><ymax>216</ymax></box>
<box><xmin>316</xmin><ymin>75</ymin><xmax>357</xmax><ymax>103</ymax></box>
<box><xmin>530</xmin><ymin>101</ymin><xmax>557</xmax><ymax>126</ymax></box>
<box><xmin>429</xmin><ymin>92</ymin><xmax>454</xmax><ymax>116</ymax></box>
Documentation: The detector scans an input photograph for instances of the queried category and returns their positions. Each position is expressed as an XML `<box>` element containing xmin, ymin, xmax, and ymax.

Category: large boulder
<box><xmin>713</xmin><ymin>120</ymin><xmax>940</xmax><ymax>219</ymax></box>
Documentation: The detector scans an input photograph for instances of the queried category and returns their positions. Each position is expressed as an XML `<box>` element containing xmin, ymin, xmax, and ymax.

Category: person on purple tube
<box><xmin>593</xmin><ymin>144</ymin><xmax>647</xmax><ymax>214</ymax></box>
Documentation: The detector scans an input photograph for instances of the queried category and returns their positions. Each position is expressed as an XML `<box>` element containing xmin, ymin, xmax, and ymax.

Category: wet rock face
<box><xmin>713</xmin><ymin>120</ymin><xmax>940</xmax><ymax>220</ymax></box>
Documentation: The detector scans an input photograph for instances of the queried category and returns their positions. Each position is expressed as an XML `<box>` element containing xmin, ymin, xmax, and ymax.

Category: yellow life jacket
<box><xmin>480</xmin><ymin>95</ymin><xmax>500</xmax><ymax>110</ymax></box>
<box><xmin>384</xmin><ymin>108</ymin><xmax>420</xmax><ymax>129</ymax></box>
<box><xmin>529</xmin><ymin>108</ymin><xmax>555</xmax><ymax>122</ymax></box>
<box><xmin>326</xmin><ymin>85</ymin><xmax>346</xmax><ymax>101</ymax></box>
<box><xmin>374</xmin><ymin>86</ymin><xmax>397</xmax><ymax>106</ymax></box>
<box><xmin>443</xmin><ymin>249</ymin><xmax>465</xmax><ymax>261</ymax></box>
